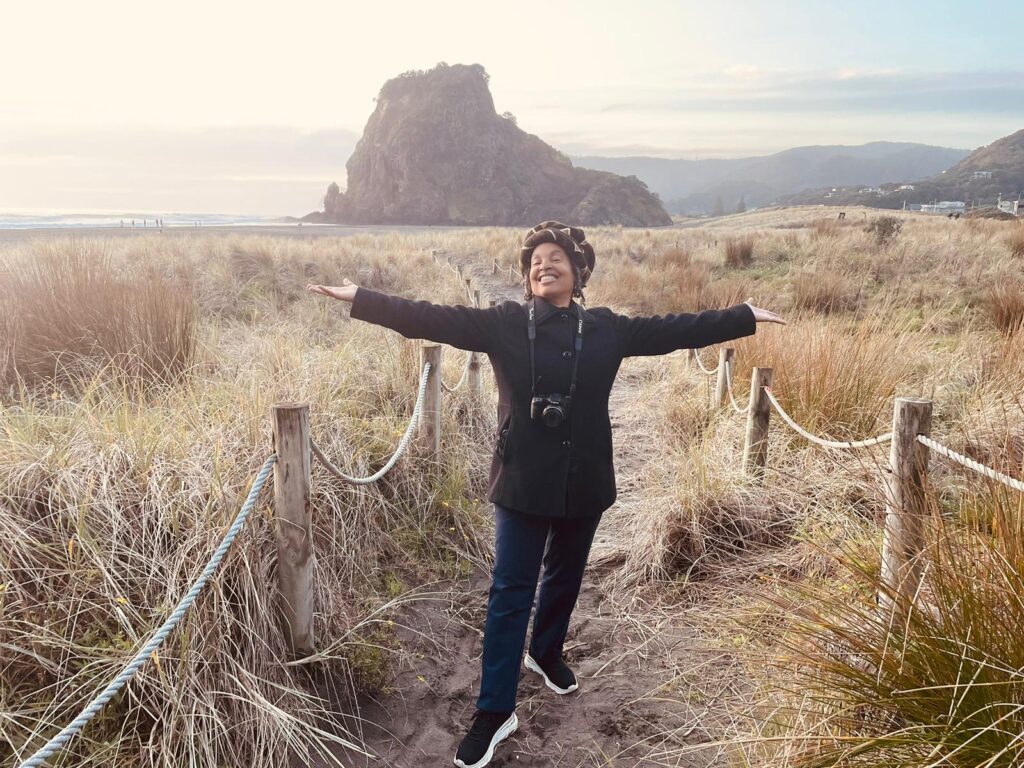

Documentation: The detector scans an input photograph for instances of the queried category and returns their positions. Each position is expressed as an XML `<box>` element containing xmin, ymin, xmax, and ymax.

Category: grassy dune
<box><xmin>2</xmin><ymin>208</ymin><xmax>1023</xmax><ymax>766</ymax></box>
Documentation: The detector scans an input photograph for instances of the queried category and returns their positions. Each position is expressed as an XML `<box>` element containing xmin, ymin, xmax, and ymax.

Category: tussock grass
<box><xmin>5</xmin><ymin>210</ymin><xmax>1024</xmax><ymax>766</ymax></box>
<box><xmin>0</xmin><ymin>234</ymin><xmax>494</xmax><ymax>767</ymax></box>
<box><xmin>1</xmin><ymin>241</ymin><xmax>197</xmax><ymax>390</ymax></box>
<box><xmin>725</xmin><ymin>237</ymin><xmax>755</xmax><ymax>268</ymax></box>
<box><xmin>1005</xmin><ymin>225</ymin><xmax>1024</xmax><ymax>258</ymax></box>
<box><xmin>750</xmin><ymin>484</ymin><xmax>1024</xmax><ymax>767</ymax></box>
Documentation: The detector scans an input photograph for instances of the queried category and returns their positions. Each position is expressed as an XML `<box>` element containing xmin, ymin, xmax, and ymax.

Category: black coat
<box><xmin>350</xmin><ymin>288</ymin><xmax>757</xmax><ymax>519</ymax></box>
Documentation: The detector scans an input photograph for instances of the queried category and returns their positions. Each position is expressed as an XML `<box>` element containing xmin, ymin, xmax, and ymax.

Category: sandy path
<box><xmin>316</xmin><ymin>254</ymin><xmax>736</xmax><ymax>767</ymax></box>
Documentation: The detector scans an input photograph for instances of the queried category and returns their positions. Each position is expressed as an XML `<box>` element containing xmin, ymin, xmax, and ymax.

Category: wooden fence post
<box><xmin>488</xmin><ymin>299</ymin><xmax>497</xmax><ymax>308</ymax></box>
<box><xmin>464</xmin><ymin>277</ymin><xmax>473</xmax><ymax>301</ymax></box>
<box><xmin>879</xmin><ymin>397</ymin><xmax>933</xmax><ymax>620</ymax></box>
<box><xmin>473</xmin><ymin>289</ymin><xmax>482</xmax><ymax>309</ymax></box>
<box><xmin>271</xmin><ymin>404</ymin><xmax>315</xmax><ymax>657</ymax></box>
<box><xmin>468</xmin><ymin>351</ymin><xmax>482</xmax><ymax>400</ymax></box>
<box><xmin>492</xmin><ymin>259</ymin><xmax>498</xmax><ymax>275</ymax></box>
<box><xmin>742</xmin><ymin>367</ymin><xmax>773</xmax><ymax>478</ymax></box>
<box><xmin>419</xmin><ymin>344</ymin><xmax>442</xmax><ymax>456</ymax></box>
<box><xmin>456</xmin><ymin>265</ymin><xmax>463</xmax><ymax>281</ymax></box>
<box><xmin>713</xmin><ymin>348</ymin><xmax>735</xmax><ymax>410</ymax></box>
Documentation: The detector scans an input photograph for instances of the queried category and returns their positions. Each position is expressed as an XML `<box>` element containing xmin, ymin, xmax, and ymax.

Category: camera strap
<box><xmin>528</xmin><ymin>298</ymin><xmax>584</xmax><ymax>398</ymax></box>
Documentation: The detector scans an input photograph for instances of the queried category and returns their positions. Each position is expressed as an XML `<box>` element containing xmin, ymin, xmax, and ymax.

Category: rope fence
<box><xmin>762</xmin><ymin>387</ymin><xmax>892</xmax><ymax>449</ymax></box>
<box><xmin>17</xmin><ymin>455</ymin><xmax>278</xmax><ymax>768</ymax></box>
<box><xmin>19</xmin><ymin>250</ymin><xmax>1024</xmax><ymax>765</ymax></box>
<box><xmin>917</xmin><ymin>434</ymin><xmax>1024</xmax><ymax>493</ymax></box>
<box><xmin>311</xmin><ymin>361</ymin><xmax>431</xmax><ymax>484</ymax></box>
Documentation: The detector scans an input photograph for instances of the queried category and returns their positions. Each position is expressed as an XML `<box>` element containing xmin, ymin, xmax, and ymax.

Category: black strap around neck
<box><xmin>528</xmin><ymin>298</ymin><xmax>584</xmax><ymax>398</ymax></box>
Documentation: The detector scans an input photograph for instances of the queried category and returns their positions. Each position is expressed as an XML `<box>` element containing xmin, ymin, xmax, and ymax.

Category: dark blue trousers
<box><xmin>476</xmin><ymin>503</ymin><xmax>603</xmax><ymax>713</ymax></box>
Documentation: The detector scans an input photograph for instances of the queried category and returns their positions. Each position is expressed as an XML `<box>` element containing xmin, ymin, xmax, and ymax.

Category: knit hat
<box><xmin>519</xmin><ymin>220</ymin><xmax>596</xmax><ymax>288</ymax></box>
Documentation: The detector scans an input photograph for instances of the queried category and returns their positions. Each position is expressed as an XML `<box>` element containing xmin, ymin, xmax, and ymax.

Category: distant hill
<box><xmin>780</xmin><ymin>129</ymin><xmax>1024</xmax><ymax>209</ymax></box>
<box><xmin>572</xmin><ymin>142</ymin><xmax>969</xmax><ymax>214</ymax></box>
<box><xmin>304</xmin><ymin>63</ymin><xmax>671</xmax><ymax>227</ymax></box>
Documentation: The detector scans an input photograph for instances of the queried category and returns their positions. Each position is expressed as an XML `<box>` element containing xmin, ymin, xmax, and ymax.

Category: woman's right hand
<box><xmin>306</xmin><ymin>279</ymin><xmax>358</xmax><ymax>303</ymax></box>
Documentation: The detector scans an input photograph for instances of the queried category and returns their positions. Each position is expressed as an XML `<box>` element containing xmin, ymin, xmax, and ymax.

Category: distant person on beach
<box><xmin>307</xmin><ymin>222</ymin><xmax>786</xmax><ymax>768</ymax></box>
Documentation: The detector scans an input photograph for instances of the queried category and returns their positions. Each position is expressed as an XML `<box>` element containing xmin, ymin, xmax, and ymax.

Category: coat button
<box><xmin>561</xmin><ymin>440</ymin><xmax>571</xmax><ymax>448</ymax></box>
<box><xmin>562</xmin><ymin>350</ymin><xmax>572</xmax><ymax>359</ymax></box>
<box><xmin>560</xmin><ymin>313</ymin><xmax>568</xmax><ymax>319</ymax></box>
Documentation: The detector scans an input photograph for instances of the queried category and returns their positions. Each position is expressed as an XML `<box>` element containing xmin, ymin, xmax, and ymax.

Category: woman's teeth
<box><xmin>539</xmin><ymin>275</ymin><xmax>556</xmax><ymax>284</ymax></box>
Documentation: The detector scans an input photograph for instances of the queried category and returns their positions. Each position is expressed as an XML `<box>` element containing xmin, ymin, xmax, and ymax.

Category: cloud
<box><xmin>0</xmin><ymin>125</ymin><xmax>359</xmax><ymax>214</ymax></box>
<box><xmin>588</xmin><ymin>68</ymin><xmax>1024</xmax><ymax>115</ymax></box>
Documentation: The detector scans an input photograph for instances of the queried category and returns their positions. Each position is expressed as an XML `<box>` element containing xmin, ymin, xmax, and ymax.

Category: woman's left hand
<box><xmin>744</xmin><ymin>297</ymin><xmax>786</xmax><ymax>325</ymax></box>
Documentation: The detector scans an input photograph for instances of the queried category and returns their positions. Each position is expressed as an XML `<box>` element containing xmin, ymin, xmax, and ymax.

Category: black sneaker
<box><xmin>524</xmin><ymin>652</ymin><xmax>579</xmax><ymax>694</ymax></box>
<box><xmin>453</xmin><ymin>709</ymin><xmax>518</xmax><ymax>768</ymax></box>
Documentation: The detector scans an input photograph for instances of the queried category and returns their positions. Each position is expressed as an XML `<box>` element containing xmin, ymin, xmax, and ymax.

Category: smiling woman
<box><xmin>305</xmin><ymin>219</ymin><xmax>784</xmax><ymax>767</ymax></box>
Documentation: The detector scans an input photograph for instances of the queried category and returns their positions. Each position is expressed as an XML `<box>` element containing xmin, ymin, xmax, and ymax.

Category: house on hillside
<box><xmin>972</xmin><ymin>170</ymin><xmax>994</xmax><ymax>179</ymax></box>
<box><xmin>997</xmin><ymin>199</ymin><xmax>1022</xmax><ymax>216</ymax></box>
<box><xmin>898</xmin><ymin>184</ymin><xmax>916</xmax><ymax>191</ymax></box>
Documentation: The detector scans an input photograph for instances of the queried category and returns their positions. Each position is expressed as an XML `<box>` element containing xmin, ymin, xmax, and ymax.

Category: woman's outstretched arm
<box><xmin>614</xmin><ymin>298</ymin><xmax>786</xmax><ymax>357</ymax></box>
<box><xmin>306</xmin><ymin>280</ymin><xmax>502</xmax><ymax>353</ymax></box>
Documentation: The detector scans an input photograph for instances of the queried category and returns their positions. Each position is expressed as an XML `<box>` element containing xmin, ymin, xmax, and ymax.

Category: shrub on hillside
<box><xmin>865</xmin><ymin>215</ymin><xmax>903</xmax><ymax>245</ymax></box>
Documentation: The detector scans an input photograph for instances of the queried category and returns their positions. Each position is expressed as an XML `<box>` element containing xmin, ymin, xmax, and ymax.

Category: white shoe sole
<box><xmin>453</xmin><ymin>712</ymin><xmax>518</xmax><ymax>768</ymax></box>
<box><xmin>524</xmin><ymin>653</ymin><xmax>579</xmax><ymax>694</ymax></box>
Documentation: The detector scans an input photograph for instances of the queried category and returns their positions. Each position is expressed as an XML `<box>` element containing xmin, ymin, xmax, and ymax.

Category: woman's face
<box><xmin>529</xmin><ymin>242</ymin><xmax>574</xmax><ymax>303</ymax></box>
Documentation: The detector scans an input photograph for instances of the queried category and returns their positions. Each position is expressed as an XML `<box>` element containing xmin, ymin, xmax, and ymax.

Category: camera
<box><xmin>531</xmin><ymin>393</ymin><xmax>571</xmax><ymax>428</ymax></box>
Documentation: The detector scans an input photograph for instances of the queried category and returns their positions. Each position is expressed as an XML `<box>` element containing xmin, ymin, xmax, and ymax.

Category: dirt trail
<box><xmin>318</xmin><ymin>253</ymin><xmax>737</xmax><ymax>767</ymax></box>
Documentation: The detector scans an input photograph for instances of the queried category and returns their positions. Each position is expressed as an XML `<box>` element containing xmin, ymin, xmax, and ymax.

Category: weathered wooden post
<box><xmin>713</xmin><ymin>348</ymin><xmax>735</xmax><ymax>410</ymax></box>
<box><xmin>418</xmin><ymin>344</ymin><xmax>442</xmax><ymax>456</ymax></box>
<box><xmin>878</xmin><ymin>397</ymin><xmax>933</xmax><ymax>621</ymax></box>
<box><xmin>473</xmin><ymin>289</ymin><xmax>482</xmax><ymax>309</ymax></box>
<box><xmin>464</xmin><ymin>277</ymin><xmax>473</xmax><ymax>301</ymax></box>
<box><xmin>271</xmin><ymin>404</ymin><xmax>315</xmax><ymax>657</ymax></box>
<box><xmin>742</xmin><ymin>367</ymin><xmax>773</xmax><ymax>478</ymax></box>
<box><xmin>456</xmin><ymin>265</ymin><xmax>463</xmax><ymax>281</ymax></box>
<box><xmin>492</xmin><ymin>259</ymin><xmax>498</xmax><ymax>275</ymax></box>
<box><xmin>431</xmin><ymin>249</ymin><xmax>437</xmax><ymax>262</ymax></box>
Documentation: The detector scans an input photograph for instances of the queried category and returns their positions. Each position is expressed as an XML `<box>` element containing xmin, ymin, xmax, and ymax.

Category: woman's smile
<box><xmin>530</xmin><ymin>242</ymin><xmax>574</xmax><ymax>304</ymax></box>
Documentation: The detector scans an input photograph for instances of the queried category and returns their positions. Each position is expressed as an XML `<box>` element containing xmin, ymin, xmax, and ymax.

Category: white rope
<box><xmin>310</xmin><ymin>361</ymin><xmax>431</xmax><ymax>485</ymax></box>
<box><xmin>441</xmin><ymin>354</ymin><xmax>473</xmax><ymax>393</ymax></box>
<box><xmin>17</xmin><ymin>455</ymin><xmax>278</xmax><ymax>768</ymax></box>
<box><xmin>724</xmin><ymin>359</ymin><xmax>750</xmax><ymax>415</ymax></box>
<box><xmin>917</xmin><ymin>434</ymin><xmax>1024</xmax><ymax>493</ymax></box>
<box><xmin>763</xmin><ymin>387</ymin><xmax>893</xmax><ymax>449</ymax></box>
<box><xmin>693</xmin><ymin>349</ymin><xmax>719</xmax><ymax>375</ymax></box>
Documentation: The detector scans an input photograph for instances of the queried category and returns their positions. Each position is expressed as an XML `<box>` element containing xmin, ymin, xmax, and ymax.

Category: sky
<box><xmin>2</xmin><ymin>0</ymin><xmax>1022</xmax><ymax>216</ymax></box>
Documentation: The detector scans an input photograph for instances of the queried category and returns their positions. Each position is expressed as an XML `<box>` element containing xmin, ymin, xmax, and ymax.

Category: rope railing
<box><xmin>917</xmin><ymin>434</ymin><xmax>1024</xmax><ymax>493</ymax></box>
<box><xmin>311</xmin><ymin>361</ymin><xmax>431</xmax><ymax>485</ymax></box>
<box><xmin>17</xmin><ymin>455</ymin><xmax>278</xmax><ymax>768</ymax></box>
<box><xmin>693</xmin><ymin>348</ymin><xmax>719</xmax><ymax>375</ymax></box>
<box><xmin>441</xmin><ymin>355</ymin><xmax>473</xmax><ymax>393</ymax></box>
<box><xmin>724</xmin><ymin>359</ymin><xmax>750</xmax><ymax>415</ymax></box>
<box><xmin>762</xmin><ymin>386</ymin><xmax>893</xmax><ymax>449</ymax></box>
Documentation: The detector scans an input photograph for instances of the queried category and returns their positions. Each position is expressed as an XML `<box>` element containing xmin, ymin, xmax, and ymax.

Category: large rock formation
<box><xmin>305</xmin><ymin>63</ymin><xmax>671</xmax><ymax>227</ymax></box>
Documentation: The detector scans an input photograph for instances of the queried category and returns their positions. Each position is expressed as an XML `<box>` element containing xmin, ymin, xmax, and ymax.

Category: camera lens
<box><xmin>543</xmin><ymin>405</ymin><xmax>563</xmax><ymax>428</ymax></box>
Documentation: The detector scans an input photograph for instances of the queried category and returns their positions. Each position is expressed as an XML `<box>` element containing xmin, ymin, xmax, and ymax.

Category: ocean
<box><xmin>0</xmin><ymin>210</ymin><xmax>288</xmax><ymax>230</ymax></box>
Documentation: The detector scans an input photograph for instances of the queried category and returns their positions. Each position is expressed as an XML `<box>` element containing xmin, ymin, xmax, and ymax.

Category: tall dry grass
<box><xmin>1</xmin><ymin>241</ymin><xmax>197</xmax><ymax>390</ymax></box>
<box><xmin>0</xmin><ymin>233</ymin><xmax>497</xmax><ymax>767</ymax></box>
<box><xmin>5</xmin><ymin>210</ymin><xmax>1024</xmax><ymax>766</ymax></box>
<box><xmin>748</xmin><ymin>483</ymin><xmax>1024</xmax><ymax>767</ymax></box>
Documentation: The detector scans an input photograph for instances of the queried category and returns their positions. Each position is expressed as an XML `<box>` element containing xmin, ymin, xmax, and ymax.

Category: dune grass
<box><xmin>2</xmin><ymin>209</ymin><xmax>1023</xmax><ymax>766</ymax></box>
